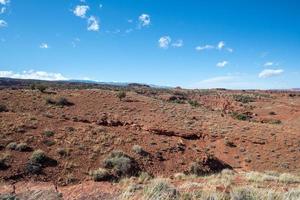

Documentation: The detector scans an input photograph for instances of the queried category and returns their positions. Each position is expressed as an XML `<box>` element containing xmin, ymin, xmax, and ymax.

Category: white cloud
<box><xmin>264</xmin><ymin>62</ymin><xmax>274</xmax><ymax>67</ymax></box>
<box><xmin>127</xmin><ymin>19</ymin><xmax>133</xmax><ymax>23</ymax></box>
<box><xmin>158</xmin><ymin>36</ymin><xmax>171</xmax><ymax>49</ymax></box>
<box><xmin>0</xmin><ymin>19</ymin><xmax>7</xmax><ymax>28</ymax></box>
<box><xmin>138</xmin><ymin>14</ymin><xmax>151</xmax><ymax>27</ymax></box>
<box><xmin>39</xmin><ymin>43</ymin><xmax>49</xmax><ymax>49</ymax></box>
<box><xmin>217</xmin><ymin>41</ymin><xmax>225</xmax><ymax>50</ymax></box>
<box><xmin>0</xmin><ymin>70</ymin><xmax>68</xmax><ymax>81</ymax></box>
<box><xmin>216</xmin><ymin>61</ymin><xmax>228</xmax><ymax>68</ymax></box>
<box><xmin>200</xmin><ymin>76</ymin><xmax>235</xmax><ymax>84</ymax></box>
<box><xmin>258</xmin><ymin>69</ymin><xmax>284</xmax><ymax>78</ymax></box>
<box><xmin>99</xmin><ymin>4</ymin><xmax>103</xmax><ymax>9</ymax></box>
<box><xmin>172</xmin><ymin>39</ymin><xmax>183</xmax><ymax>48</ymax></box>
<box><xmin>0</xmin><ymin>0</ymin><xmax>9</xmax><ymax>5</ymax></box>
<box><xmin>0</xmin><ymin>7</ymin><xmax>6</xmax><ymax>14</ymax></box>
<box><xmin>73</xmin><ymin>5</ymin><xmax>89</xmax><ymax>18</ymax></box>
<box><xmin>195</xmin><ymin>45</ymin><xmax>214</xmax><ymax>51</ymax></box>
<box><xmin>87</xmin><ymin>16</ymin><xmax>99</xmax><ymax>31</ymax></box>
<box><xmin>227</xmin><ymin>48</ymin><xmax>233</xmax><ymax>53</ymax></box>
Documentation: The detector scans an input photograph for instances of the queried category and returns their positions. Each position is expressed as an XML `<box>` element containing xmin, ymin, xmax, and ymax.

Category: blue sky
<box><xmin>0</xmin><ymin>0</ymin><xmax>299</xmax><ymax>89</ymax></box>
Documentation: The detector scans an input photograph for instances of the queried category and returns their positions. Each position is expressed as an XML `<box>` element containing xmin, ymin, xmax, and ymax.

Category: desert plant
<box><xmin>57</xmin><ymin>148</ymin><xmax>70</xmax><ymax>157</ymax></box>
<box><xmin>6</xmin><ymin>142</ymin><xmax>17</xmax><ymax>150</ymax></box>
<box><xmin>143</xmin><ymin>179</ymin><xmax>180</xmax><ymax>200</ymax></box>
<box><xmin>43</xmin><ymin>130</ymin><xmax>55</xmax><ymax>137</ymax></box>
<box><xmin>36</xmin><ymin>84</ymin><xmax>47</xmax><ymax>93</ymax></box>
<box><xmin>15</xmin><ymin>143</ymin><xmax>30</xmax><ymax>152</ymax></box>
<box><xmin>0</xmin><ymin>104</ymin><xmax>8</xmax><ymax>112</ymax></box>
<box><xmin>233</xmin><ymin>94</ymin><xmax>256</xmax><ymax>103</ymax></box>
<box><xmin>89</xmin><ymin>168</ymin><xmax>111</xmax><ymax>181</ymax></box>
<box><xmin>117</xmin><ymin>91</ymin><xmax>126</xmax><ymax>101</ymax></box>
<box><xmin>30</xmin><ymin>149</ymin><xmax>47</xmax><ymax>164</ymax></box>
<box><xmin>56</xmin><ymin>97</ymin><xmax>74</xmax><ymax>106</ymax></box>
<box><xmin>188</xmin><ymin>100</ymin><xmax>200</xmax><ymax>107</ymax></box>
<box><xmin>231</xmin><ymin>112</ymin><xmax>251</xmax><ymax>121</ymax></box>
<box><xmin>132</xmin><ymin>145</ymin><xmax>146</xmax><ymax>156</ymax></box>
<box><xmin>103</xmin><ymin>150</ymin><xmax>140</xmax><ymax>178</ymax></box>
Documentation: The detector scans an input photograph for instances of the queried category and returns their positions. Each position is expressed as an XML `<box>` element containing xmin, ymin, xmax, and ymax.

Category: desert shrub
<box><xmin>138</xmin><ymin>172</ymin><xmax>152</xmax><ymax>183</ymax></box>
<box><xmin>233</xmin><ymin>94</ymin><xmax>256</xmax><ymax>103</ymax></box>
<box><xmin>278</xmin><ymin>173</ymin><xmax>300</xmax><ymax>184</ymax></box>
<box><xmin>46</xmin><ymin>98</ymin><xmax>56</xmax><ymax>105</ymax></box>
<box><xmin>0</xmin><ymin>194</ymin><xmax>19</xmax><ymax>200</ymax></box>
<box><xmin>188</xmin><ymin>100</ymin><xmax>200</xmax><ymax>107</ymax></box>
<box><xmin>36</xmin><ymin>84</ymin><xmax>47</xmax><ymax>93</ymax></box>
<box><xmin>189</xmin><ymin>162</ymin><xmax>209</xmax><ymax>176</ymax></box>
<box><xmin>0</xmin><ymin>155</ymin><xmax>9</xmax><ymax>170</ymax></box>
<box><xmin>89</xmin><ymin>168</ymin><xmax>111</xmax><ymax>181</ymax></box>
<box><xmin>43</xmin><ymin>140</ymin><xmax>56</xmax><ymax>146</ymax></box>
<box><xmin>231</xmin><ymin>112</ymin><xmax>251</xmax><ymax>121</ymax></box>
<box><xmin>103</xmin><ymin>150</ymin><xmax>140</xmax><ymax>178</ymax></box>
<box><xmin>117</xmin><ymin>91</ymin><xmax>126</xmax><ymax>101</ymax></box>
<box><xmin>56</xmin><ymin>97</ymin><xmax>74</xmax><ymax>106</ymax></box>
<box><xmin>143</xmin><ymin>179</ymin><xmax>180</xmax><ymax>200</ymax></box>
<box><xmin>0</xmin><ymin>104</ymin><xmax>8</xmax><ymax>112</ymax></box>
<box><xmin>269</xmin><ymin>111</ymin><xmax>276</xmax><ymax>115</ymax></box>
<box><xmin>132</xmin><ymin>145</ymin><xmax>147</xmax><ymax>156</ymax></box>
<box><xmin>57</xmin><ymin>148</ymin><xmax>70</xmax><ymax>157</ymax></box>
<box><xmin>46</xmin><ymin>97</ymin><xmax>74</xmax><ymax>107</ymax></box>
<box><xmin>6</xmin><ymin>142</ymin><xmax>17</xmax><ymax>150</ymax></box>
<box><xmin>15</xmin><ymin>143</ymin><xmax>30</xmax><ymax>152</ymax></box>
<box><xmin>30</xmin><ymin>149</ymin><xmax>47</xmax><ymax>164</ymax></box>
<box><xmin>43</xmin><ymin>130</ymin><xmax>55</xmax><ymax>137</ymax></box>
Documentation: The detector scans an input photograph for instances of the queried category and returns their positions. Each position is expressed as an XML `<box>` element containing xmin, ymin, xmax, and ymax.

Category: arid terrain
<box><xmin>0</xmin><ymin>79</ymin><xmax>300</xmax><ymax>199</ymax></box>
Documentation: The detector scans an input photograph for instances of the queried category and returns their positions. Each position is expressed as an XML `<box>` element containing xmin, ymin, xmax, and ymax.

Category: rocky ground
<box><xmin>0</xmin><ymin>85</ymin><xmax>300</xmax><ymax>199</ymax></box>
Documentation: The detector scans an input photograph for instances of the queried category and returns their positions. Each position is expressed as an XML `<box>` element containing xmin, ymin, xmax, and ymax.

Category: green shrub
<box><xmin>233</xmin><ymin>94</ymin><xmax>256</xmax><ymax>103</ymax></box>
<box><xmin>6</xmin><ymin>142</ymin><xmax>17</xmax><ymax>150</ymax></box>
<box><xmin>15</xmin><ymin>143</ymin><xmax>30</xmax><ymax>152</ymax></box>
<box><xmin>231</xmin><ymin>112</ymin><xmax>251</xmax><ymax>121</ymax></box>
<box><xmin>0</xmin><ymin>104</ymin><xmax>8</xmax><ymax>112</ymax></box>
<box><xmin>43</xmin><ymin>130</ymin><xmax>55</xmax><ymax>137</ymax></box>
<box><xmin>103</xmin><ymin>150</ymin><xmax>140</xmax><ymax>178</ymax></box>
<box><xmin>46</xmin><ymin>97</ymin><xmax>74</xmax><ymax>107</ymax></box>
<box><xmin>117</xmin><ymin>91</ymin><xmax>126</xmax><ymax>101</ymax></box>
<box><xmin>57</xmin><ymin>148</ymin><xmax>70</xmax><ymax>157</ymax></box>
<box><xmin>188</xmin><ymin>100</ymin><xmax>200</xmax><ymax>107</ymax></box>
<box><xmin>30</xmin><ymin>149</ymin><xmax>47</xmax><ymax>164</ymax></box>
<box><xmin>89</xmin><ymin>168</ymin><xmax>111</xmax><ymax>181</ymax></box>
<box><xmin>132</xmin><ymin>145</ymin><xmax>145</xmax><ymax>155</ymax></box>
<box><xmin>36</xmin><ymin>84</ymin><xmax>47</xmax><ymax>93</ymax></box>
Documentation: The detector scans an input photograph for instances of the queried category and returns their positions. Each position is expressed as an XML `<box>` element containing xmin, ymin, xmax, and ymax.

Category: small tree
<box><xmin>117</xmin><ymin>91</ymin><xmax>126</xmax><ymax>101</ymax></box>
<box><xmin>36</xmin><ymin>84</ymin><xmax>47</xmax><ymax>93</ymax></box>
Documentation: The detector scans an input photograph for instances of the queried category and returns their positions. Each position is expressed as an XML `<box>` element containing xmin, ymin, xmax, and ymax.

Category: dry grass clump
<box><xmin>245</xmin><ymin>171</ymin><xmax>300</xmax><ymax>184</ymax></box>
<box><xmin>143</xmin><ymin>179</ymin><xmax>179</xmax><ymax>200</ymax></box>
<box><xmin>89</xmin><ymin>168</ymin><xmax>111</xmax><ymax>182</ymax></box>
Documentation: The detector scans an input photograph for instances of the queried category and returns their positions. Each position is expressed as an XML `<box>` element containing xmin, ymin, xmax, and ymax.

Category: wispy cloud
<box><xmin>0</xmin><ymin>7</ymin><xmax>6</xmax><ymax>14</ymax></box>
<box><xmin>217</xmin><ymin>41</ymin><xmax>225</xmax><ymax>50</ymax></box>
<box><xmin>195</xmin><ymin>45</ymin><xmax>214</xmax><ymax>51</ymax></box>
<box><xmin>39</xmin><ymin>43</ymin><xmax>49</xmax><ymax>49</ymax></box>
<box><xmin>158</xmin><ymin>36</ymin><xmax>171</xmax><ymax>49</ymax></box>
<box><xmin>87</xmin><ymin>16</ymin><xmax>99</xmax><ymax>31</ymax></box>
<box><xmin>264</xmin><ymin>62</ymin><xmax>274</xmax><ymax>67</ymax></box>
<box><xmin>195</xmin><ymin>41</ymin><xmax>233</xmax><ymax>53</ymax></box>
<box><xmin>200</xmin><ymin>75</ymin><xmax>235</xmax><ymax>84</ymax></box>
<box><xmin>259</xmin><ymin>69</ymin><xmax>284</xmax><ymax>78</ymax></box>
<box><xmin>216</xmin><ymin>61</ymin><xmax>228</xmax><ymax>68</ymax></box>
<box><xmin>0</xmin><ymin>0</ymin><xmax>9</xmax><ymax>5</ymax></box>
<box><xmin>138</xmin><ymin>14</ymin><xmax>151</xmax><ymax>27</ymax></box>
<box><xmin>73</xmin><ymin>5</ymin><xmax>89</xmax><ymax>18</ymax></box>
<box><xmin>172</xmin><ymin>39</ymin><xmax>183</xmax><ymax>48</ymax></box>
<box><xmin>0</xmin><ymin>70</ymin><xmax>68</xmax><ymax>81</ymax></box>
<box><xmin>0</xmin><ymin>19</ymin><xmax>7</xmax><ymax>28</ymax></box>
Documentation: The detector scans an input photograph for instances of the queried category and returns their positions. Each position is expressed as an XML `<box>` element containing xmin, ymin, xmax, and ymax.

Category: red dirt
<box><xmin>0</xmin><ymin>88</ymin><xmax>300</xmax><ymax>186</ymax></box>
